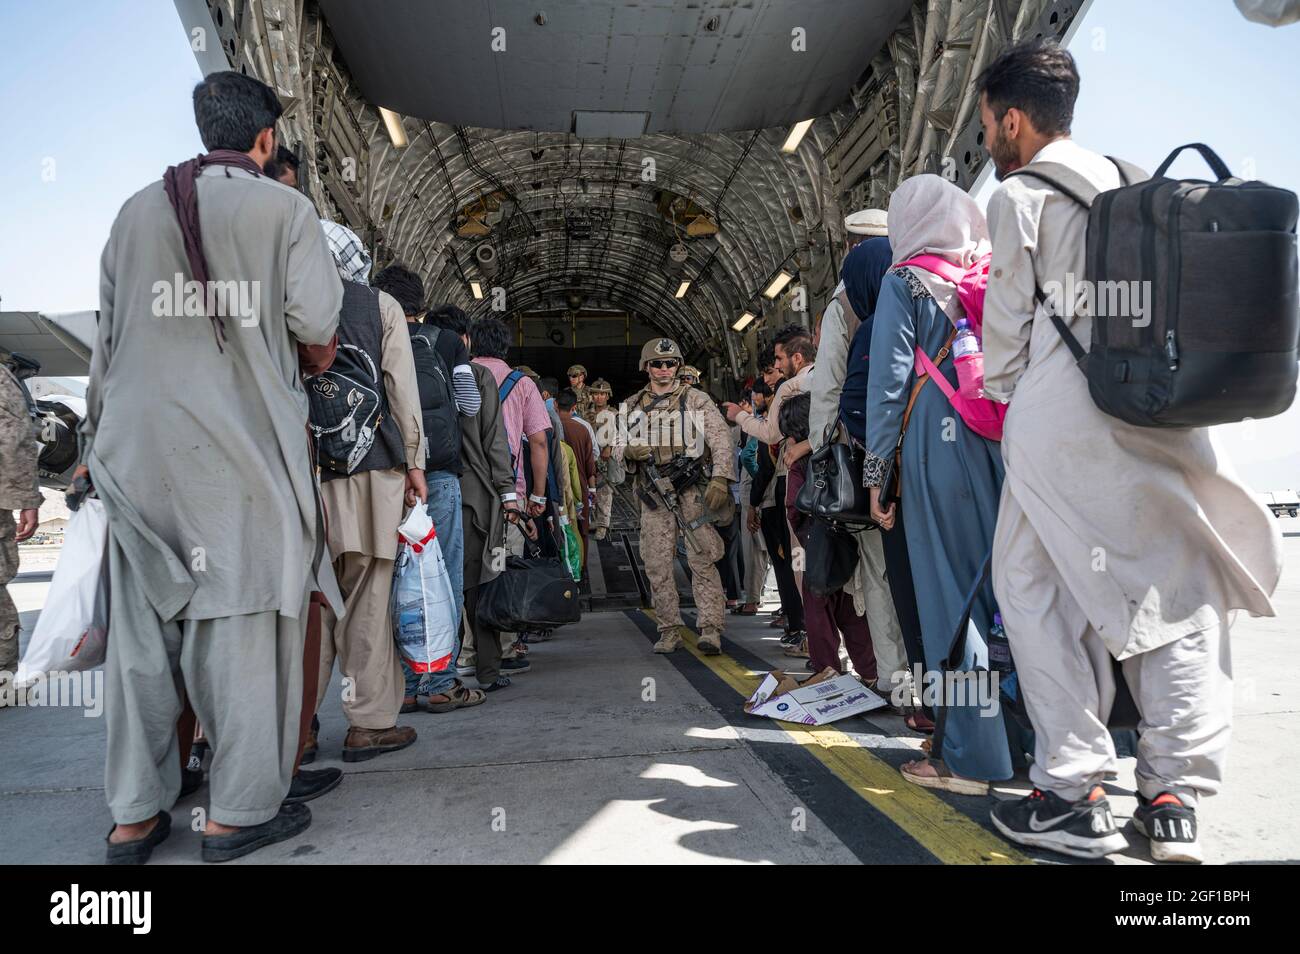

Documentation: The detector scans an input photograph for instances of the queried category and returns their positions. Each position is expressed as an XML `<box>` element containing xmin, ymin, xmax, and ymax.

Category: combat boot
<box><xmin>697</xmin><ymin>630</ymin><xmax>722</xmax><ymax>655</ymax></box>
<box><xmin>653</xmin><ymin>628</ymin><xmax>682</xmax><ymax>653</ymax></box>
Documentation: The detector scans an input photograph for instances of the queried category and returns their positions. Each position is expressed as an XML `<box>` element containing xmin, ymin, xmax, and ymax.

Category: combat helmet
<box><xmin>589</xmin><ymin>377</ymin><xmax>612</xmax><ymax>395</ymax></box>
<box><xmin>639</xmin><ymin>336</ymin><xmax>683</xmax><ymax>370</ymax></box>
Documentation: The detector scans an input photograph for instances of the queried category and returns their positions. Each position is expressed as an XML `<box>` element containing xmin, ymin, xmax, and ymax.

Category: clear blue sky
<box><xmin>1</xmin><ymin>0</ymin><xmax>1297</xmax><ymax>486</ymax></box>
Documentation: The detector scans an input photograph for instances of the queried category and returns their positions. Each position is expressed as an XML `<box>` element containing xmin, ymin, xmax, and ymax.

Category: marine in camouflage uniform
<box><xmin>567</xmin><ymin>363</ymin><xmax>593</xmax><ymax>420</ymax></box>
<box><xmin>589</xmin><ymin>378</ymin><xmax>617</xmax><ymax>540</ymax></box>
<box><xmin>678</xmin><ymin>365</ymin><xmax>702</xmax><ymax>388</ymax></box>
<box><xmin>624</xmin><ymin>338</ymin><xmax>735</xmax><ymax>654</ymax></box>
<box><xmin>1</xmin><ymin>360</ymin><xmax>44</xmax><ymax>686</ymax></box>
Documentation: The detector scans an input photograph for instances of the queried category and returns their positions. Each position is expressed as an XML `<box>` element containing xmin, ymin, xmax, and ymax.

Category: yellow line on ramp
<box><xmin>645</xmin><ymin>610</ymin><xmax>1029</xmax><ymax>865</ymax></box>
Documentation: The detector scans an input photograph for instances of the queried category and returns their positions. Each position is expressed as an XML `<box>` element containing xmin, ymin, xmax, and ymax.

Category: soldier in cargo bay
<box><xmin>622</xmin><ymin>338</ymin><xmax>735</xmax><ymax>655</ymax></box>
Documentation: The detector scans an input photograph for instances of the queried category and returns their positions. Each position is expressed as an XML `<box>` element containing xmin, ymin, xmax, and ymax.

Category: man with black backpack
<box><xmin>310</xmin><ymin>223</ymin><xmax>428</xmax><ymax>762</ymax></box>
<box><xmin>977</xmin><ymin>40</ymin><xmax>1285</xmax><ymax>863</ymax></box>
<box><xmin>372</xmin><ymin>269</ymin><xmax>487</xmax><ymax>713</ymax></box>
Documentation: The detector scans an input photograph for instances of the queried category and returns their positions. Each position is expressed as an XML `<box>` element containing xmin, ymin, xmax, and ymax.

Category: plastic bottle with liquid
<box><xmin>952</xmin><ymin>318</ymin><xmax>985</xmax><ymax>399</ymax></box>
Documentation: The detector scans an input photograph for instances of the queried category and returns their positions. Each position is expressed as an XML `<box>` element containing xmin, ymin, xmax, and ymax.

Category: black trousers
<box><xmin>464</xmin><ymin>584</ymin><xmax>502</xmax><ymax>685</ymax></box>
<box><xmin>759</xmin><ymin>478</ymin><xmax>803</xmax><ymax>632</ymax></box>
<box><xmin>878</xmin><ymin>507</ymin><xmax>929</xmax><ymax>716</ymax></box>
<box><xmin>713</xmin><ymin>506</ymin><xmax>742</xmax><ymax>601</ymax></box>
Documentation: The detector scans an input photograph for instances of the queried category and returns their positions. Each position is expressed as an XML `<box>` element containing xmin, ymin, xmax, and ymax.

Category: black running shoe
<box><xmin>1133</xmin><ymin>792</ymin><xmax>1202</xmax><ymax>863</ymax></box>
<box><xmin>779</xmin><ymin>630</ymin><xmax>803</xmax><ymax>646</ymax></box>
<box><xmin>990</xmin><ymin>786</ymin><xmax>1128</xmax><ymax>859</ymax></box>
<box><xmin>481</xmin><ymin>676</ymin><xmax>512</xmax><ymax>692</ymax></box>
<box><xmin>500</xmin><ymin>657</ymin><xmax>531</xmax><ymax>674</ymax></box>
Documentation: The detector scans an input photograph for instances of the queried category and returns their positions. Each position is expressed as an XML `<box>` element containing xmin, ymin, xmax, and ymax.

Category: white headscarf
<box><xmin>320</xmin><ymin>219</ymin><xmax>373</xmax><ymax>285</ymax></box>
<box><xmin>887</xmin><ymin>174</ymin><xmax>991</xmax><ymax>321</ymax></box>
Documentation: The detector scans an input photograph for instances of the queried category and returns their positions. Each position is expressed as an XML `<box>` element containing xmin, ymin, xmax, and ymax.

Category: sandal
<box><xmin>905</xmin><ymin>710</ymin><xmax>936</xmax><ymax>734</ymax></box>
<box><xmin>422</xmin><ymin>681</ymin><xmax>487</xmax><ymax>713</ymax></box>
<box><xmin>900</xmin><ymin>758</ymin><xmax>989</xmax><ymax>796</ymax></box>
<box><xmin>736</xmin><ymin>603</ymin><xmax>758</xmax><ymax>615</ymax></box>
<box><xmin>783</xmin><ymin>638</ymin><xmax>810</xmax><ymax>659</ymax></box>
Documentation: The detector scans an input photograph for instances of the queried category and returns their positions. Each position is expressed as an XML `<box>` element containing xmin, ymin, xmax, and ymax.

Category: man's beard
<box><xmin>988</xmin><ymin>127</ymin><xmax>1020</xmax><ymax>181</ymax></box>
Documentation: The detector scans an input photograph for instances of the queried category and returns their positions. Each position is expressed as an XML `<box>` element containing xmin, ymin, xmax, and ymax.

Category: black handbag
<box><xmin>477</xmin><ymin>540</ymin><xmax>582</xmax><ymax>632</ymax></box>
<box><xmin>802</xmin><ymin>519</ymin><xmax>860</xmax><ymax>598</ymax></box>
<box><xmin>795</xmin><ymin>421</ymin><xmax>877</xmax><ymax>527</ymax></box>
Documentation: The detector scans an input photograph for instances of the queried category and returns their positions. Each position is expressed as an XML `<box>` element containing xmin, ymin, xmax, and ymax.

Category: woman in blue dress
<box><xmin>864</xmin><ymin>174</ymin><xmax>1012</xmax><ymax>794</ymax></box>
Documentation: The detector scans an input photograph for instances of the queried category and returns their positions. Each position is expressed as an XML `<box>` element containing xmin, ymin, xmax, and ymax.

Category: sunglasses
<box><xmin>648</xmin><ymin>359</ymin><xmax>680</xmax><ymax>370</ymax></box>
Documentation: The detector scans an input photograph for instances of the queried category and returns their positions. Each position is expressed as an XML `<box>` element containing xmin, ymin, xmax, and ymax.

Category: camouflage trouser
<box><xmin>1</xmin><ymin>509</ymin><xmax>19</xmax><ymax>675</ymax></box>
<box><xmin>638</xmin><ymin>483</ymin><xmax>725</xmax><ymax>638</ymax></box>
<box><xmin>594</xmin><ymin>483</ymin><xmax>613</xmax><ymax>531</ymax></box>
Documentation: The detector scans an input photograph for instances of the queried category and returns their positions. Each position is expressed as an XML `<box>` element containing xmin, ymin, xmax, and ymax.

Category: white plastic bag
<box><xmin>391</xmin><ymin>508</ymin><xmax>457</xmax><ymax>674</ymax></box>
<box><xmin>16</xmin><ymin>498</ymin><xmax>109</xmax><ymax>687</ymax></box>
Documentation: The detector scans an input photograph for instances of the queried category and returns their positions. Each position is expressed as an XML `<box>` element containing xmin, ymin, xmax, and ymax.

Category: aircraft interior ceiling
<box><xmin>177</xmin><ymin>0</ymin><xmax>1087</xmax><ymax>384</ymax></box>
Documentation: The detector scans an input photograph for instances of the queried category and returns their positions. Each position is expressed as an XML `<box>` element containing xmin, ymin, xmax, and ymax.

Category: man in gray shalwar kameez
<box><xmin>85</xmin><ymin>72</ymin><xmax>343</xmax><ymax>863</ymax></box>
<box><xmin>977</xmin><ymin>42</ymin><xmax>1283</xmax><ymax>862</ymax></box>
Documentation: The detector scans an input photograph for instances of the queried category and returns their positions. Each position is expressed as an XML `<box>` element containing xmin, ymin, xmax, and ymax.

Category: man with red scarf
<box><xmin>83</xmin><ymin>70</ymin><xmax>343</xmax><ymax>863</ymax></box>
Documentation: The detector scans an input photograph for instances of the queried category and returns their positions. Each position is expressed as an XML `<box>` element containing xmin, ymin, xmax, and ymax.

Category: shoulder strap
<box><xmin>900</xmin><ymin>330</ymin><xmax>957</xmax><ymax>438</ymax></box>
<box><xmin>1006</xmin><ymin>159</ymin><xmax>1127</xmax><ymax>372</ymax></box>
<box><xmin>1004</xmin><ymin>160</ymin><xmax>1101</xmax><ymax>211</ymax></box>
<box><xmin>1106</xmin><ymin>155</ymin><xmax>1149</xmax><ymax>187</ymax></box>
<box><xmin>498</xmin><ymin>369</ymin><xmax>525</xmax><ymax>404</ymax></box>
<box><xmin>1033</xmin><ymin>287</ymin><xmax>1089</xmax><ymax>367</ymax></box>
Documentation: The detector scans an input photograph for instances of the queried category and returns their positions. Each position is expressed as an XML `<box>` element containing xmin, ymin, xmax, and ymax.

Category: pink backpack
<box><xmin>895</xmin><ymin>253</ymin><xmax>1006</xmax><ymax>442</ymax></box>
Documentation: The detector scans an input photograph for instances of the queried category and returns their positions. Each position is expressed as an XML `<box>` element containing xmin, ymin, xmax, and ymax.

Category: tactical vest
<box><xmin>626</xmin><ymin>384</ymin><xmax>712</xmax><ymax>478</ymax></box>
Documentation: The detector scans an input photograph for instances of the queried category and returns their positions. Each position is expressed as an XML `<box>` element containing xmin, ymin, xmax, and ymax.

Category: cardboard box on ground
<box><xmin>745</xmin><ymin>668</ymin><xmax>886</xmax><ymax>725</ymax></box>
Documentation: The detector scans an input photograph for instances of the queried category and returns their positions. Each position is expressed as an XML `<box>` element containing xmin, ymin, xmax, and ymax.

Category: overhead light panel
<box><xmin>469</xmin><ymin>281</ymin><xmax>484</xmax><ymax>299</ymax></box>
<box><xmin>675</xmin><ymin>280</ymin><xmax>691</xmax><ymax>299</ymax></box>
<box><xmin>732</xmin><ymin>311</ymin><xmax>756</xmax><ymax>332</ymax></box>
<box><xmin>781</xmin><ymin>118</ymin><xmax>814</xmax><ymax>154</ymax></box>
<box><xmin>763</xmin><ymin>270</ymin><xmax>794</xmax><ymax>299</ymax></box>
<box><xmin>380</xmin><ymin>107</ymin><xmax>408</xmax><ymax>148</ymax></box>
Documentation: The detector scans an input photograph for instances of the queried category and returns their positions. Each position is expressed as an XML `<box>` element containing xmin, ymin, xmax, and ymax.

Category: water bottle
<box><xmin>987</xmin><ymin>612</ymin><xmax>1012</xmax><ymax>673</ymax></box>
<box><xmin>952</xmin><ymin>318</ymin><xmax>985</xmax><ymax>399</ymax></box>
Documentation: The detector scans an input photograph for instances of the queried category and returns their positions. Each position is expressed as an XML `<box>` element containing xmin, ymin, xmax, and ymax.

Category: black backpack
<box><xmin>306</xmin><ymin>340</ymin><xmax>385</xmax><ymax>474</ymax></box>
<box><xmin>409</xmin><ymin>327</ymin><xmax>461</xmax><ymax>473</ymax></box>
<box><xmin>1008</xmin><ymin>143</ymin><xmax>1299</xmax><ymax>428</ymax></box>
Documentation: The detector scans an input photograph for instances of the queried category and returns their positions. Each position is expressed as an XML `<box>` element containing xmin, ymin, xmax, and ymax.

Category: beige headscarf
<box><xmin>887</xmin><ymin>174</ymin><xmax>991</xmax><ymax>322</ymax></box>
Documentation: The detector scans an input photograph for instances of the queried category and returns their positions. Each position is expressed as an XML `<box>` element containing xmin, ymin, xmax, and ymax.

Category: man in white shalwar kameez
<box><xmin>976</xmin><ymin>41</ymin><xmax>1282</xmax><ymax>863</ymax></box>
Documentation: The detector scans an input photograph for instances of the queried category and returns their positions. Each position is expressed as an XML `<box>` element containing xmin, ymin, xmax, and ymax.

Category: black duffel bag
<box><xmin>795</xmin><ymin>421</ymin><xmax>877</xmax><ymax>528</ymax></box>
<box><xmin>477</xmin><ymin>543</ymin><xmax>582</xmax><ymax>633</ymax></box>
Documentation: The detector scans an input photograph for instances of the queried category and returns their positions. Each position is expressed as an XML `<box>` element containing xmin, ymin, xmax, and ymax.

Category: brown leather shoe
<box><xmin>342</xmin><ymin>725</ymin><xmax>416</xmax><ymax>762</ymax></box>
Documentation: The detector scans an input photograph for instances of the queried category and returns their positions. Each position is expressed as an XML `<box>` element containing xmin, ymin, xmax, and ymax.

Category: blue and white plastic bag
<box><xmin>391</xmin><ymin>507</ymin><xmax>457</xmax><ymax>674</ymax></box>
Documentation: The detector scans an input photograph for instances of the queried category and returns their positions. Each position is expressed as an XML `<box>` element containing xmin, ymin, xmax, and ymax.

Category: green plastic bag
<box><xmin>558</xmin><ymin>515</ymin><xmax>582</xmax><ymax>582</ymax></box>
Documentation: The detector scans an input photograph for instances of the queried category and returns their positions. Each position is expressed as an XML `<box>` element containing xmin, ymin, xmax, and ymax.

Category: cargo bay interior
<box><xmin>175</xmin><ymin>0</ymin><xmax>1086</xmax><ymax>400</ymax></box>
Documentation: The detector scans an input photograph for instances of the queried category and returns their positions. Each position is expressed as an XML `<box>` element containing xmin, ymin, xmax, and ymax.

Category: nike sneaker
<box><xmin>991</xmin><ymin>786</ymin><xmax>1128</xmax><ymax>859</ymax></box>
<box><xmin>1132</xmin><ymin>792</ymin><xmax>1202</xmax><ymax>864</ymax></box>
